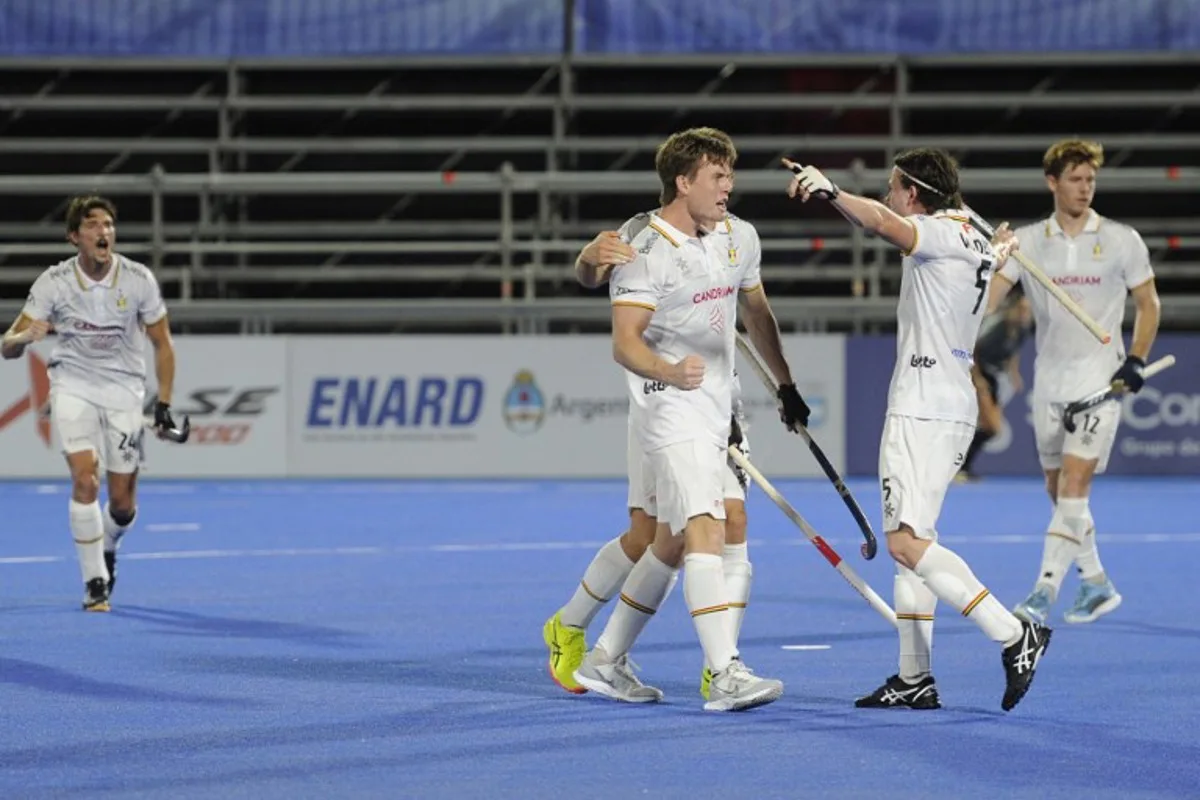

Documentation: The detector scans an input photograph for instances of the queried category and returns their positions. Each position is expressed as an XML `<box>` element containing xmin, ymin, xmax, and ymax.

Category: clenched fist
<box><xmin>667</xmin><ymin>355</ymin><xmax>705</xmax><ymax>391</ymax></box>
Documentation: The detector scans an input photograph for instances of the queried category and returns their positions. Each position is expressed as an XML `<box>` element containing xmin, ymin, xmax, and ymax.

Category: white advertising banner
<box><xmin>2</xmin><ymin>334</ymin><xmax>843</xmax><ymax>479</ymax></box>
<box><xmin>285</xmin><ymin>334</ymin><xmax>845</xmax><ymax>479</ymax></box>
<box><xmin>0</xmin><ymin>337</ymin><xmax>287</xmax><ymax>478</ymax></box>
<box><xmin>734</xmin><ymin>333</ymin><xmax>846</xmax><ymax>479</ymax></box>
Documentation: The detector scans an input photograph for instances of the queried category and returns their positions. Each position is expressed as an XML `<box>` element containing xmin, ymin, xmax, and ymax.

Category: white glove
<box><xmin>783</xmin><ymin>159</ymin><xmax>839</xmax><ymax>201</ymax></box>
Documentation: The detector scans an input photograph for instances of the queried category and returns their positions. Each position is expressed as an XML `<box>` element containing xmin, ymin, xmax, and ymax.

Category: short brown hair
<box><xmin>654</xmin><ymin>127</ymin><xmax>737</xmax><ymax>206</ymax></box>
<box><xmin>1043</xmin><ymin>139</ymin><xmax>1104</xmax><ymax>179</ymax></box>
<box><xmin>66</xmin><ymin>195</ymin><xmax>117</xmax><ymax>235</ymax></box>
<box><xmin>893</xmin><ymin>148</ymin><xmax>962</xmax><ymax>213</ymax></box>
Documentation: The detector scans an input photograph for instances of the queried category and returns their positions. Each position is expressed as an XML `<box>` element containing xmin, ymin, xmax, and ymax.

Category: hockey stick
<box><xmin>728</xmin><ymin>445</ymin><xmax>897</xmax><ymax>627</ymax></box>
<box><xmin>1063</xmin><ymin>354</ymin><xmax>1176</xmax><ymax>433</ymax></box>
<box><xmin>142</xmin><ymin>414</ymin><xmax>191</xmax><ymax>443</ymax></box>
<box><xmin>735</xmin><ymin>333</ymin><xmax>879</xmax><ymax>560</ymax></box>
<box><xmin>961</xmin><ymin>205</ymin><xmax>1112</xmax><ymax>345</ymax></box>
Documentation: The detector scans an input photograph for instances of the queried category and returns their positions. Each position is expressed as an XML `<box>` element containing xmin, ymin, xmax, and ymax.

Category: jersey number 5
<box><xmin>971</xmin><ymin>260</ymin><xmax>993</xmax><ymax>315</ymax></box>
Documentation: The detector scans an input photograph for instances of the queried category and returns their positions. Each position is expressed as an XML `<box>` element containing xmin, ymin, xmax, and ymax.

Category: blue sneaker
<box><xmin>1013</xmin><ymin>587</ymin><xmax>1052</xmax><ymax>626</ymax></box>
<box><xmin>1064</xmin><ymin>580</ymin><xmax>1122</xmax><ymax>624</ymax></box>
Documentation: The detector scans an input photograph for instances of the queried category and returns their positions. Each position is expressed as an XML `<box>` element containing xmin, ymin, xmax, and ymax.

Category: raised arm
<box><xmin>576</xmin><ymin>231</ymin><xmax>636</xmax><ymax>289</ymax></box>
<box><xmin>783</xmin><ymin>158</ymin><xmax>917</xmax><ymax>253</ymax></box>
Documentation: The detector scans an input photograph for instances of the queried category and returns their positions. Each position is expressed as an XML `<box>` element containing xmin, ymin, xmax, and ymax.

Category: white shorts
<box><xmin>878</xmin><ymin>414</ymin><xmax>974</xmax><ymax>541</ymax></box>
<box><xmin>51</xmin><ymin>390</ymin><xmax>145</xmax><ymax>475</ymax></box>
<box><xmin>1033</xmin><ymin>398</ymin><xmax>1120</xmax><ymax>474</ymax></box>
<box><xmin>626</xmin><ymin>423</ymin><xmax>747</xmax><ymax>511</ymax></box>
<box><xmin>644</xmin><ymin>439</ymin><xmax>728</xmax><ymax>535</ymax></box>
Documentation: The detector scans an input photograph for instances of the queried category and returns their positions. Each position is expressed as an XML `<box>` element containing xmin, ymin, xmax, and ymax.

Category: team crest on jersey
<box><xmin>115</xmin><ymin>290</ymin><xmax>129</xmax><ymax>312</ymax></box>
<box><xmin>723</xmin><ymin>218</ymin><xmax>738</xmax><ymax>267</ymax></box>
<box><xmin>1092</xmin><ymin>242</ymin><xmax>1103</xmax><ymax>258</ymax></box>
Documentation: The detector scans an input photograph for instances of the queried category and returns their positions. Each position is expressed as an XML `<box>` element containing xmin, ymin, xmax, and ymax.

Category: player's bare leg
<box><xmin>858</xmin><ymin>525</ymin><xmax>1050</xmax><ymax>712</ymax></box>
<box><xmin>1016</xmin><ymin>457</ymin><xmax>1120</xmax><ymax>625</ymax></box>
<box><xmin>103</xmin><ymin>469</ymin><xmax>139</xmax><ymax>597</ymax></box>
<box><xmin>544</xmin><ymin>509</ymin><xmax>658</xmax><ymax>694</ymax></box>
<box><xmin>66</xmin><ymin>449</ymin><xmax>110</xmax><ymax>612</ymax></box>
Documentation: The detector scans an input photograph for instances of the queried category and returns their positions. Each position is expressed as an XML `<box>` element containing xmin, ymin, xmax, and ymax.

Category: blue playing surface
<box><xmin>2</xmin><ymin>476</ymin><xmax>1198</xmax><ymax>799</ymax></box>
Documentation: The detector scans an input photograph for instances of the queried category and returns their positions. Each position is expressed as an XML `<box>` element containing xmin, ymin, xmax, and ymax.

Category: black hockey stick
<box><xmin>735</xmin><ymin>333</ymin><xmax>879</xmax><ymax>560</ymax></box>
<box><xmin>1063</xmin><ymin>355</ymin><xmax>1176</xmax><ymax>433</ymax></box>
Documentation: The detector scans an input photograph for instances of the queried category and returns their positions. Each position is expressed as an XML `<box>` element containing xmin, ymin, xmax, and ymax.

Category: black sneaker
<box><xmin>1001</xmin><ymin>619</ymin><xmax>1052</xmax><ymax>711</ymax></box>
<box><xmin>855</xmin><ymin>674</ymin><xmax>941</xmax><ymax>709</ymax></box>
<box><xmin>82</xmin><ymin>577</ymin><xmax>110</xmax><ymax>612</ymax></box>
<box><xmin>104</xmin><ymin>550</ymin><xmax>118</xmax><ymax>596</ymax></box>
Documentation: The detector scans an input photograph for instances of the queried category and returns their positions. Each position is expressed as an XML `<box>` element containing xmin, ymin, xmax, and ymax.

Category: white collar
<box><xmin>1046</xmin><ymin>209</ymin><xmax>1101</xmax><ymax>237</ymax></box>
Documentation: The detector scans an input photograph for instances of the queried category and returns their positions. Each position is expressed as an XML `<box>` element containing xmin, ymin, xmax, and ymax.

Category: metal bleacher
<box><xmin>1</xmin><ymin>51</ymin><xmax>1199</xmax><ymax>334</ymax></box>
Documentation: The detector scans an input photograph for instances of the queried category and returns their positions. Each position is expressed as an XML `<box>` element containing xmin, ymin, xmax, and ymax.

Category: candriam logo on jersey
<box><xmin>146</xmin><ymin>386</ymin><xmax>280</xmax><ymax>446</ymax></box>
<box><xmin>305</xmin><ymin>375</ymin><xmax>485</xmax><ymax>441</ymax></box>
<box><xmin>500</xmin><ymin>369</ymin><xmax>627</xmax><ymax>436</ymax></box>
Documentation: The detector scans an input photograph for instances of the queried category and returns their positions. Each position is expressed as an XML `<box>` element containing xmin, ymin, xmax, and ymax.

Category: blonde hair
<box><xmin>1042</xmin><ymin>139</ymin><xmax>1104</xmax><ymax>178</ymax></box>
<box><xmin>655</xmin><ymin>127</ymin><xmax>737</xmax><ymax>205</ymax></box>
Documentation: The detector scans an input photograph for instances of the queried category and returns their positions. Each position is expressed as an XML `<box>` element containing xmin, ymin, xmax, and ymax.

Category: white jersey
<box><xmin>611</xmin><ymin>212</ymin><xmax>762</xmax><ymax>452</ymax></box>
<box><xmin>888</xmin><ymin>209</ymin><xmax>996</xmax><ymax>424</ymax></box>
<box><xmin>1002</xmin><ymin>209</ymin><xmax>1154</xmax><ymax>401</ymax></box>
<box><xmin>21</xmin><ymin>254</ymin><xmax>168</xmax><ymax>411</ymax></box>
<box><xmin>615</xmin><ymin>211</ymin><xmax>746</xmax><ymax>441</ymax></box>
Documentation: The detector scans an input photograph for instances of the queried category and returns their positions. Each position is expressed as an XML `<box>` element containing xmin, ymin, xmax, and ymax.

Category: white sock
<box><xmin>594</xmin><ymin>551</ymin><xmax>678</xmax><ymax>660</ymax></box>
<box><xmin>722</xmin><ymin>542</ymin><xmax>752</xmax><ymax>647</ymax></box>
<box><xmin>69</xmin><ymin>500</ymin><xmax>108</xmax><ymax>584</ymax></box>
<box><xmin>913</xmin><ymin>542</ymin><xmax>1022</xmax><ymax>646</ymax></box>
<box><xmin>1072</xmin><ymin>507</ymin><xmax>1108</xmax><ymax>584</ymax></box>
<box><xmin>1036</xmin><ymin>498</ymin><xmax>1087</xmax><ymax>601</ymax></box>
<box><xmin>684</xmin><ymin>552</ymin><xmax>738</xmax><ymax>674</ymax></box>
<box><xmin>559</xmin><ymin>535</ymin><xmax>636</xmax><ymax>629</ymax></box>
<box><xmin>103</xmin><ymin>504</ymin><xmax>137</xmax><ymax>553</ymax></box>
<box><xmin>895</xmin><ymin>565</ymin><xmax>937</xmax><ymax>682</ymax></box>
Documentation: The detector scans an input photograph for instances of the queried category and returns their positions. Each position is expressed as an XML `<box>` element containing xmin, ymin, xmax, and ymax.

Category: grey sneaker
<box><xmin>1064</xmin><ymin>580</ymin><xmax>1122</xmax><ymax>624</ymax></box>
<box><xmin>1013</xmin><ymin>586</ymin><xmax>1052</xmax><ymax>626</ymax></box>
<box><xmin>704</xmin><ymin>658</ymin><xmax>783</xmax><ymax>712</ymax></box>
<box><xmin>572</xmin><ymin>647</ymin><xmax>663</xmax><ymax>703</ymax></box>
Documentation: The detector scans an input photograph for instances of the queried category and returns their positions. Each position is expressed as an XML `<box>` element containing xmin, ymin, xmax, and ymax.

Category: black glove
<box><xmin>776</xmin><ymin>384</ymin><xmax>811</xmax><ymax>432</ymax></box>
<box><xmin>1111</xmin><ymin>355</ymin><xmax>1146</xmax><ymax>394</ymax></box>
<box><xmin>154</xmin><ymin>401</ymin><xmax>176</xmax><ymax>434</ymax></box>
<box><xmin>728</xmin><ymin>414</ymin><xmax>744</xmax><ymax>449</ymax></box>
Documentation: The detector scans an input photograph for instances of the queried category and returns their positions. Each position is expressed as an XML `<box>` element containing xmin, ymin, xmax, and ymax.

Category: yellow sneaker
<box><xmin>700</xmin><ymin>666</ymin><xmax>714</xmax><ymax>700</ymax></box>
<box><xmin>543</xmin><ymin>612</ymin><xmax>587</xmax><ymax>694</ymax></box>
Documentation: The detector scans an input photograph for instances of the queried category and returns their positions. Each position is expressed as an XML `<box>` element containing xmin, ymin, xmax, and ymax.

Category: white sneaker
<box><xmin>704</xmin><ymin>658</ymin><xmax>783</xmax><ymax>712</ymax></box>
<box><xmin>572</xmin><ymin>647</ymin><xmax>664</xmax><ymax>703</ymax></box>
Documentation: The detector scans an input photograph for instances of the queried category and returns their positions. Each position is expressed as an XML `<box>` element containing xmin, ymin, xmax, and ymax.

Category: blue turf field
<box><xmin>2</xmin><ymin>476</ymin><xmax>1198</xmax><ymax>799</ymax></box>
